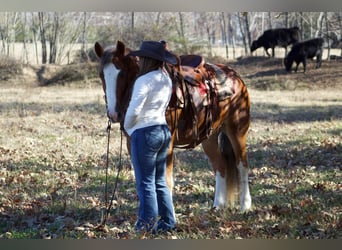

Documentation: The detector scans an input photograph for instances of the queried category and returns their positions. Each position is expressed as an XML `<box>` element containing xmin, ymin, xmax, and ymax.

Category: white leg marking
<box><xmin>169</xmin><ymin>174</ymin><xmax>174</xmax><ymax>197</ymax></box>
<box><xmin>238</xmin><ymin>162</ymin><xmax>252</xmax><ymax>211</ymax></box>
<box><xmin>213</xmin><ymin>171</ymin><xmax>227</xmax><ymax>209</ymax></box>
<box><xmin>103</xmin><ymin>64</ymin><xmax>120</xmax><ymax>119</ymax></box>
<box><xmin>168</xmin><ymin>174</ymin><xmax>176</xmax><ymax>221</ymax></box>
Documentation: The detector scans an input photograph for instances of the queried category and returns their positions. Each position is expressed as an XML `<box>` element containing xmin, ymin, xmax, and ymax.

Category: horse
<box><xmin>94</xmin><ymin>40</ymin><xmax>252</xmax><ymax>212</ymax></box>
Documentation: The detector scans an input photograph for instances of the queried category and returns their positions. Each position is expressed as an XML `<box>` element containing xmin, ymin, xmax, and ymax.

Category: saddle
<box><xmin>167</xmin><ymin>55</ymin><xmax>234</xmax><ymax>148</ymax></box>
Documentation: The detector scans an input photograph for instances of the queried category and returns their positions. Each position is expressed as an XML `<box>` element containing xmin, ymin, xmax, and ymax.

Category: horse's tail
<box><xmin>218</xmin><ymin>131</ymin><xmax>239</xmax><ymax>207</ymax></box>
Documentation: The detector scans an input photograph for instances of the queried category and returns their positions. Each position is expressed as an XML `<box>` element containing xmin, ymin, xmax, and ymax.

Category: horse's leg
<box><xmin>165</xmin><ymin>137</ymin><xmax>176</xmax><ymax>220</ymax></box>
<box><xmin>124</xmin><ymin>136</ymin><xmax>134</xmax><ymax>170</ymax></box>
<box><xmin>202</xmin><ymin>132</ymin><xmax>238</xmax><ymax>209</ymax></box>
<box><xmin>165</xmin><ymin>137</ymin><xmax>175</xmax><ymax>195</ymax></box>
<box><xmin>222</xmin><ymin>120</ymin><xmax>252</xmax><ymax>212</ymax></box>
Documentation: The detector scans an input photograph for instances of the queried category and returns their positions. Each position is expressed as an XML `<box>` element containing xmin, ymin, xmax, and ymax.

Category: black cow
<box><xmin>284</xmin><ymin>38</ymin><xmax>324</xmax><ymax>73</ymax></box>
<box><xmin>251</xmin><ymin>26</ymin><xmax>301</xmax><ymax>57</ymax></box>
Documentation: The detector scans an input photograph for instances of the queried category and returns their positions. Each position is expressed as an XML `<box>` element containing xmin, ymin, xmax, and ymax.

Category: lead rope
<box><xmin>104</xmin><ymin>120</ymin><xmax>111</xmax><ymax>209</ymax></box>
<box><xmin>99</xmin><ymin>120</ymin><xmax>124</xmax><ymax>228</ymax></box>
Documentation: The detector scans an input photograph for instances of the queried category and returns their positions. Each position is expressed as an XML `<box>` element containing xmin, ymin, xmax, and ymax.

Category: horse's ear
<box><xmin>94</xmin><ymin>42</ymin><xmax>103</xmax><ymax>58</ymax></box>
<box><xmin>116</xmin><ymin>41</ymin><xmax>126</xmax><ymax>56</ymax></box>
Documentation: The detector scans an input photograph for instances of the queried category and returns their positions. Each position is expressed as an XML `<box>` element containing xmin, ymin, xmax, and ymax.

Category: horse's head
<box><xmin>94</xmin><ymin>41</ymin><xmax>139</xmax><ymax>123</ymax></box>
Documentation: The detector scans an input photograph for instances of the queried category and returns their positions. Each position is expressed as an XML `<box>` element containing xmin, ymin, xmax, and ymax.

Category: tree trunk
<box><xmin>22</xmin><ymin>13</ymin><xmax>29</xmax><ymax>64</ymax></box>
<box><xmin>228</xmin><ymin>14</ymin><xmax>236</xmax><ymax>58</ymax></box>
<box><xmin>81</xmin><ymin>12</ymin><xmax>88</xmax><ymax>62</ymax></box>
<box><xmin>299</xmin><ymin>12</ymin><xmax>304</xmax><ymax>40</ymax></box>
<box><xmin>38</xmin><ymin>12</ymin><xmax>47</xmax><ymax>64</ymax></box>
<box><xmin>0</xmin><ymin>19</ymin><xmax>5</xmax><ymax>53</ymax></box>
<box><xmin>10</xmin><ymin>13</ymin><xmax>18</xmax><ymax>58</ymax></box>
<box><xmin>317</xmin><ymin>12</ymin><xmax>325</xmax><ymax>37</ymax></box>
<box><xmin>325</xmin><ymin>12</ymin><xmax>330</xmax><ymax>60</ymax></box>
<box><xmin>284</xmin><ymin>12</ymin><xmax>289</xmax><ymax>28</ymax></box>
<box><xmin>31</xmin><ymin>15</ymin><xmax>39</xmax><ymax>64</ymax></box>
<box><xmin>220</xmin><ymin>12</ymin><xmax>229</xmax><ymax>59</ymax></box>
<box><xmin>268</xmin><ymin>12</ymin><xmax>272</xmax><ymax>29</ymax></box>
<box><xmin>244</xmin><ymin>12</ymin><xmax>251</xmax><ymax>50</ymax></box>
<box><xmin>338</xmin><ymin>12</ymin><xmax>342</xmax><ymax>56</ymax></box>
<box><xmin>131</xmin><ymin>12</ymin><xmax>136</xmax><ymax>45</ymax></box>
<box><xmin>131</xmin><ymin>12</ymin><xmax>134</xmax><ymax>33</ymax></box>
<box><xmin>206</xmin><ymin>25</ymin><xmax>212</xmax><ymax>58</ymax></box>
<box><xmin>49</xmin><ymin>13</ymin><xmax>59</xmax><ymax>64</ymax></box>
<box><xmin>310</xmin><ymin>12</ymin><xmax>314</xmax><ymax>39</ymax></box>
<box><xmin>238</xmin><ymin>12</ymin><xmax>248</xmax><ymax>55</ymax></box>
<box><xmin>178</xmin><ymin>12</ymin><xmax>188</xmax><ymax>54</ymax></box>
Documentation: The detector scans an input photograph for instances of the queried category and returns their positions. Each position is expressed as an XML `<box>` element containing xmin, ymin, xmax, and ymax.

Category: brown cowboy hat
<box><xmin>128</xmin><ymin>40</ymin><xmax>178</xmax><ymax>65</ymax></box>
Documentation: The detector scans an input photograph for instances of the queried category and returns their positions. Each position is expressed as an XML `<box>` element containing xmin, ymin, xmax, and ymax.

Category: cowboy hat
<box><xmin>129</xmin><ymin>40</ymin><xmax>178</xmax><ymax>65</ymax></box>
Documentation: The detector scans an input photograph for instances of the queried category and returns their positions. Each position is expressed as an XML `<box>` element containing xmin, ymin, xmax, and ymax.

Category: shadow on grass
<box><xmin>246</xmin><ymin>68</ymin><xmax>288</xmax><ymax>78</ymax></box>
<box><xmin>0</xmin><ymin>101</ymin><xmax>105</xmax><ymax>116</ymax></box>
<box><xmin>251</xmin><ymin>103</ymin><xmax>342</xmax><ymax>123</ymax></box>
<box><xmin>0</xmin><ymin>160</ymin><xmax>137</xmax><ymax>236</ymax></box>
<box><xmin>248</xmin><ymin>138</ymin><xmax>341</xmax><ymax>170</ymax></box>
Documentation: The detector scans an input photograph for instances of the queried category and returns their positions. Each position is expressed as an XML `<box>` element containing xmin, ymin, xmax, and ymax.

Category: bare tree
<box><xmin>268</xmin><ymin>12</ymin><xmax>273</xmax><ymax>29</ymax></box>
<box><xmin>325</xmin><ymin>12</ymin><xmax>331</xmax><ymax>59</ymax></box>
<box><xmin>21</xmin><ymin>13</ymin><xmax>30</xmax><ymax>64</ymax></box>
<box><xmin>238</xmin><ymin>12</ymin><xmax>249</xmax><ymax>55</ymax></box>
<box><xmin>339</xmin><ymin>12</ymin><xmax>342</xmax><ymax>39</ymax></box>
<box><xmin>48</xmin><ymin>13</ymin><xmax>59</xmax><ymax>64</ymax></box>
<box><xmin>299</xmin><ymin>12</ymin><xmax>304</xmax><ymax>40</ymax></box>
<box><xmin>0</xmin><ymin>13</ymin><xmax>19</xmax><ymax>56</ymax></box>
<box><xmin>29</xmin><ymin>13</ymin><xmax>40</xmax><ymax>64</ymax></box>
<box><xmin>317</xmin><ymin>12</ymin><xmax>325</xmax><ymax>37</ymax></box>
<box><xmin>284</xmin><ymin>12</ymin><xmax>289</xmax><ymax>28</ymax></box>
<box><xmin>57</xmin><ymin>13</ymin><xmax>94</xmax><ymax>64</ymax></box>
<box><xmin>201</xmin><ymin>12</ymin><xmax>220</xmax><ymax>58</ymax></box>
<box><xmin>228</xmin><ymin>14</ymin><xmax>237</xmax><ymax>58</ymax></box>
<box><xmin>177</xmin><ymin>12</ymin><xmax>188</xmax><ymax>54</ymax></box>
<box><xmin>220</xmin><ymin>12</ymin><xmax>229</xmax><ymax>59</ymax></box>
<box><xmin>80</xmin><ymin>12</ymin><xmax>88</xmax><ymax>61</ymax></box>
<box><xmin>38</xmin><ymin>12</ymin><xmax>47</xmax><ymax>64</ymax></box>
<box><xmin>244</xmin><ymin>12</ymin><xmax>252</xmax><ymax>50</ymax></box>
<box><xmin>338</xmin><ymin>12</ymin><xmax>342</xmax><ymax>55</ymax></box>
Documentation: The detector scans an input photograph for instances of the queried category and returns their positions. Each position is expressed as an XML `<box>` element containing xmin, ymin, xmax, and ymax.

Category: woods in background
<box><xmin>0</xmin><ymin>12</ymin><xmax>341</xmax><ymax>65</ymax></box>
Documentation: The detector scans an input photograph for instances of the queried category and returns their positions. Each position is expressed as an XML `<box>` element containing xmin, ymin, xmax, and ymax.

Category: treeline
<box><xmin>1</xmin><ymin>12</ymin><xmax>341</xmax><ymax>65</ymax></box>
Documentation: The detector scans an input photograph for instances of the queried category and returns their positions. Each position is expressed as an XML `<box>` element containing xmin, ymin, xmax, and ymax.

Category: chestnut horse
<box><xmin>94</xmin><ymin>40</ymin><xmax>252</xmax><ymax>211</ymax></box>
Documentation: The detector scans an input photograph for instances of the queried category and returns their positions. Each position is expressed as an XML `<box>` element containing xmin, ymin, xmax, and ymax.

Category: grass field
<box><xmin>0</xmin><ymin>57</ymin><xmax>341</xmax><ymax>239</ymax></box>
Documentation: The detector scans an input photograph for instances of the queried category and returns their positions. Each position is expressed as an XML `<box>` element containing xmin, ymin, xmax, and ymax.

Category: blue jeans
<box><xmin>130</xmin><ymin>124</ymin><xmax>176</xmax><ymax>233</ymax></box>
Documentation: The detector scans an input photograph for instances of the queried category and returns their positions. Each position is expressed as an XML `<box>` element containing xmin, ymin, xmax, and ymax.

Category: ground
<box><xmin>0</xmin><ymin>56</ymin><xmax>341</xmax><ymax>239</ymax></box>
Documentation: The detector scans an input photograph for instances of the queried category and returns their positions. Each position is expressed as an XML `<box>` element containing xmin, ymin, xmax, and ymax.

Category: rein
<box><xmin>99</xmin><ymin>119</ymin><xmax>124</xmax><ymax>227</ymax></box>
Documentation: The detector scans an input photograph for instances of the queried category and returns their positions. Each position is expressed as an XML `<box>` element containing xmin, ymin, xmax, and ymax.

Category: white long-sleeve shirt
<box><xmin>124</xmin><ymin>68</ymin><xmax>172</xmax><ymax>136</ymax></box>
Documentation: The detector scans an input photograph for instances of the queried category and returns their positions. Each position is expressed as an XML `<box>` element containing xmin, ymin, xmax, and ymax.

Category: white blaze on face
<box><xmin>103</xmin><ymin>64</ymin><xmax>120</xmax><ymax>119</ymax></box>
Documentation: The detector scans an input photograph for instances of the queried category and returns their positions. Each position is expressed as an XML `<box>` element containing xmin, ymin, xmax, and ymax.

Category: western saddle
<box><xmin>167</xmin><ymin>54</ymin><xmax>234</xmax><ymax>148</ymax></box>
